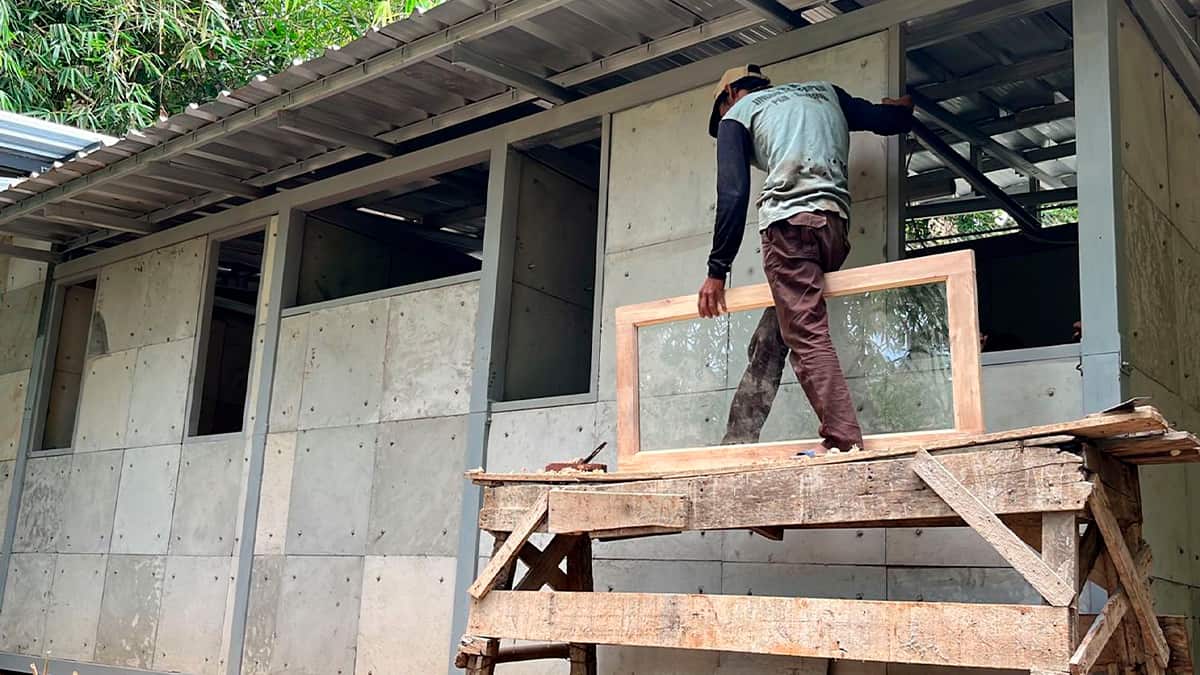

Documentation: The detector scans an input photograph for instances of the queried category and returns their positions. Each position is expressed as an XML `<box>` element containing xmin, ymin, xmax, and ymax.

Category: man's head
<box><xmin>708</xmin><ymin>64</ymin><xmax>771</xmax><ymax>138</ymax></box>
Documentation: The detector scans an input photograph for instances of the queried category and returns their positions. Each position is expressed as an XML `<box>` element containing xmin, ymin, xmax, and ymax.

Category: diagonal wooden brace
<box><xmin>1070</xmin><ymin>588</ymin><xmax>1129</xmax><ymax>675</ymax></box>
<box><xmin>1088</xmin><ymin>483</ymin><xmax>1170</xmax><ymax>669</ymax></box>
<box><xmin>469</xmin><ymin>492</ymin><xmax>549</xmax><ymax>600</ymax></box>
<box><xmin>912</xmin><ymin>449</ymin><xmax>1076</xmax><ymax>606</ymax></box>
<box><xmin>516</xmin><ymin>534</ymin><xmax>580</xmax><ymax>591</ymax></box>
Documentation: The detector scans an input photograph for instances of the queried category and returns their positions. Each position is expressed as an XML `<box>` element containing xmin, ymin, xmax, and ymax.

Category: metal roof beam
<box><xmin>450</xmin><ymin>46</ymin><xmax>580</xmax><ymax>105</ymax></box>
<box><xmin>150</xmin><ymin>163</ymin><xmax>269</xmax><ymax>200</ymax></box>
<box><xmin>43</xmin><ymin>203</ymin><xmax>156</xmax><ymax>234</ymax></box>
<box><xmin>915</xmin><ymin>49</ymin><xmax>1074</xmax><ymax>101</ymax></box>
<box><xmin>0</xmin><ymin>242</ymin><xmax>59</xmax><ymax>263</ymax></box>
<box><xmin>907</xmin><ymin>0</ymin><xmax>1068</xmax><ymax>49</ymax></box>
<box><xmin>912</xmin><ymin>91</ymin><xmax>1067</xmax><ymax>188</ymax></box>
<box><xmin>907</xmin><ymin>186</ymin><xmax>1077</xmax><ymax>219</ymax></box>
<box><xmin>910</xmin><ymin>140</ymin><xmax>1076</xmax><ymax>194</ymax></box>
<box><xmin>733</xmin><ymin>0</ymin><xmax>811</xmax><ymax>28</ymax></box>
<box><xmin>277</xmin><ymin>110</ymin><xmax>399</xmax><ymax>157</ymax></box>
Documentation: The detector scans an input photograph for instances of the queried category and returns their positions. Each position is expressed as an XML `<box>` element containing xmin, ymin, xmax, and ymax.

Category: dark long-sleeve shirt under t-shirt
<box><xmin>707</xmin><ymin>82</ymin><xmax>914</xmax><ymax>279</ymax></box>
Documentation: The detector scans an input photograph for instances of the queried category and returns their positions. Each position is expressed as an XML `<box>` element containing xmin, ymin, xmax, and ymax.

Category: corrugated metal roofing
<box><xmin>0</xmin><ymin>110</ymin><xmax>115</xmax><ymax>186</ymax></box>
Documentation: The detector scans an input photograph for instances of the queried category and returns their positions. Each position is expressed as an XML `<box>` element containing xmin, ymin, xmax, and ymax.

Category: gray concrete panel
<box><xmin>154</xmin><ymin>555</ymin><xmax>232</xmax><ymax>675</ymax></box>
<box><xmin>0</xmin><ymin>283</ymin><xmax>43</xmax><ymax>375</ymax></box>
<box><xmin>886</xmin><ymin>567</ymin><xmax>1040</xmax><ymax>604</ymax></box>
<box><xmin>297</xmin><ymin>298</ymin><xmax>388</xmax><ymax>429</ymax></box>
<box><xmin>982</xmin><ymin>359</ymin><xmax>1082</xmax><ymax>432</ymax></box>
<box><xmin>55</xmin><ymin>284</ymin><xmax>95</xmax><ymax>374</ymax></box>
<box><xmin>268</xmin><ymin>314</ymin><xmax>309</xmax><ymax>433</ymax></box>
<box><xmin>92</xmin><ymin>256</ymin><xmax>150</xmax><ymax>356</ymax></box>
<box><xmin>1118</xmin><ymin>4</ymin><xmax>1171</xmax><ymax>214</ymax></box>
<box><xmin>884</xmin><ymin>527</ymin><xmax>1006</xmax><ymax>567</ymax></box>
<box><xmin>6</xmin><ymin>258</ymin><xmax>47</xmax><ymax>293</ymax></box>
<box><xmin>381</xmin><ymin>282</ymin><xmax>478</xmax><ymax>421</ymax></box>
<box><xmin>1172</xmin><ymin>230</ymin><xmax>1200</xmax><ymax>410</ymax></box>
<box><xmin>512</xmin><ymin>158</ymin><xmax>598</xmax><ymax>309</ymax></box>
<box><xmin>721</xmin><ymin>562</ymin><xmax>887</xmax><ymax>600</ymax></box>
<box><xmin>0</xmin><ymin>553</ymin><xmax>54</xmax><ymax>654</ymax></box>
<box><xmin>0</xmin><ymin>369</ymin><xmax>27</xmax><ymax>461</ymax></box>
<box><xmin>356</xmin><ymin>555</ymin><xmax>456</xmax><ymax>675</ymax></box>
<box><xmin>0</xmin><ymin>461</ymin><xmax>12</xmax><ymax>529</ymax></box>
<box><xmin>43</xmin><ymin>553</ymin><xmax>106</xmax><ymax>662</ymax></box>
<box><xmin>593</xmin><ymin>530</ymin><xmax>726</xmax><ymax>563</ymax></box>
<box><xmin>722</xmin><ymin>528</ymin><xmax>884</xmax><ymax>565</ymax></box>
<box><xmin>593</xmin><ymin>559</ymin><xmax>722</xmax><ymax>595</ymax></box>
<box><xmin>598</xmin><ymin>646</ymin><xmax>720</xmax><ymax>674</ymax></box>
<box><xmin>141</xmin><ymin>237</ymin><xmax>206</xmax><ymax>346</ymax></box>
<box><xmin>13</xmin><ymin>454</ymin><xmax>70</xmax><ymax>553</ymax></box>
<box><xmin>94</xmin><ymin>554</ymin><xmax>165</xmax><ymax>669</ymax></box>
<box><xmin>715</xmin><ymin>652</ymin><xmax>830</xmax><ymax>674</ymax></box>
<box><xmin>171</xmin><ymin>437</ymin><xmax>244</xmax><ymax>556</ymax></box>
<box><xmin>255</xmin><ymin>432</ymin><xmax>296</xmax><ymax>556</ymax></box>
<box><xmin>485</xmin><ymin>404</ymin><xmax>598</xmax><ymax>473</ymax></box>
<box><xmin>1141</xmin><ymin>464</ymin><xmax>1192</xmax><ymax>584</ymax></box>
<box><xmin>503</xmin><ymin>283</ymin><xmax>593</xmax><ymax>401</ymax></box>
<box><xmin>58</xmin><ymin>449</ymin><xmax>122</xmax><ymax>554</ymax></box>
<box><xmin>1166</xmin><ymin>72</ymin><xmax>1200</xmax><ymax>251</ymax></box>
<box><xmin>286</xmin><ymin>424</ymin><xmax>375</xmax><ymax>555</ymax></box>
<box><xmin>111</xmin><ymin>444</ymin><xmax>181</xmax><ymax>555</ymax></box>
<box><xmin>242</xmin><ymin>555</ymin><xmax>283</xmax><ymax>675</ymax></box>
<box><xmin>41</xmin><ymin>369</ymin><xmax>82</xmax><ymax>450</ymax></box>
<box><xmin>74</xmin><ymin>349</ymin><xmax>137</xmax><ymax>452</ymax></box>
<box><xmin>269</xmin><ymin>555</ymin><xmax>363</xmax><ymax>675</ymax></box>
<box><xmin>125</xmin><ymin>338</ymin><xmax>193</xmax><ymax>448</ymax></box>
<box><xmin>1121</xmin><ymin>174</ymin><xmax>1180</xmax><ymax>391</ymax></box>
<box><xmin>367</xmin><ymin>416</ymin><xmax>465</xmax><ymax>556</ymax></box>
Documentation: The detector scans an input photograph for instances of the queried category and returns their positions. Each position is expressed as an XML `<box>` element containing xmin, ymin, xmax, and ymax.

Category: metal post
<box><xmin>886</xmin><ymin>23</ymin><xmax>907</xmax><ymax>261</ymax></box>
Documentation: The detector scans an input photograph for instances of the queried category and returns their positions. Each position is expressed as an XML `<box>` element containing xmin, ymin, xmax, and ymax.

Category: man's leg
<box><xmin>761</xmin><ymin>219</ymin><xmax>863</xmax><ymax>452</ymax></box>
<box><xmin>721</xmin><ymin>307</ymin><xmax>788</xmax><ymax>444</ymax></box>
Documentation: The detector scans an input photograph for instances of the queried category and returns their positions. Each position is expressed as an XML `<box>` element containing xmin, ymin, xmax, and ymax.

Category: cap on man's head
<box><xmin>708</xmin><ymin>64</ymin><xmax>771</xmax><ymax>138</ymax></box>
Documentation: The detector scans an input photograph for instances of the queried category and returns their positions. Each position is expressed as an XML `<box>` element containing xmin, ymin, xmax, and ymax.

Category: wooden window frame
<box><xmin>614</xmin><ymin>249</ymin><xmax>984</xmax><ymax>472</ymax></box>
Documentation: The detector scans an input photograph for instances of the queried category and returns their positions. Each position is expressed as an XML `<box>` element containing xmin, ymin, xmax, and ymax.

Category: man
<box><xmin>698</xmin><ymin>65</ymin><xmax>914</xmax><ymax>456</ymax></box>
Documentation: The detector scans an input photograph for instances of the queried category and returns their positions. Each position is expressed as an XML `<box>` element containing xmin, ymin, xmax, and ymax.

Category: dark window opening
<box><xmin>41</xmin><ymin>278</ymin><xmax>96</xmax><ymax>450</ymax></box>
<box><xmin>194</xmin><ymin>230</ymin><xmax>264</xmax><ymax>435</ymax></box>
<box><xmin>293</xmin><ymin>162</ymin><xmax>489</xmax><ymax>307</ymax></box>
<box><xmin>501</xmin><ymin>123</ymin><xmax>602</xmax><ymax>401</ymax></box>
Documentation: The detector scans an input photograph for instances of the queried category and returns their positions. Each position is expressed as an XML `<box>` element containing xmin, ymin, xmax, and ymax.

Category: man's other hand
<box><xmin>881</xmin><ymin>94</ymin><xmax>913</xmax><ymax>109</ymax></box>
<box><xmin>698</xmin><ymin>277</ymin><xmax>728</xmax><ymax>318</ymax></box>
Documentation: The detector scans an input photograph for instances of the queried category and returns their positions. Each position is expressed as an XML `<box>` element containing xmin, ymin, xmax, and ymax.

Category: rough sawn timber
<box><xmin>478</xmin><ymin>443</ymin><xmax>1090</xmax><ymax>532</ymax></box>
<box><xmin>548</xmin><ymin>490</ymin><xmax>689</xmax><ymax>533</ymax></box>
<box><xmin>467</xmin><ymin>591</ymin><xmax>1073</xmax><ymax>671</ymax></box>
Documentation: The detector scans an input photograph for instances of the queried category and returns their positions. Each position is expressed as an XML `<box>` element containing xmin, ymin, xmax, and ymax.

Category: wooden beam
<box><xmin>469</xmin><ymin>592</ymin><xmax>1073</xmax><ymax>671</ymax></box>
<box><xmin>42</xmin><ymin>203</ymin><xmax>155</xmax><ymax>235</ymax></box>
<box><xmin>1089</xmin><ymin>483</ymin><xmax>1170</xmax><ymax>668</ymax></box>
<box><xmin>548</xmin><ymin>490</ymin><xmax>689</xmax><ymax>533</ymax></box>
<box><xmin>1077</xmin><ymin>614</ymin><xmax>1193</xmax><ymax>673</ymax></box>
<box><xmin>1043</xmin><ymin>512</ymin><xmax>1080</xmax><ymax>596</ymax></box>
<box><xmin>912</xmin><ymin>449</ymin><xmax>1076</xmax><ymax>606</ymax></box>
<box><xmin>480</xmin><ymin>443</ymin><xmax>1090</xmax><ymax>532</ymax></box>
<box><xmin>1071</xmin><ymin>589</ymin><xmax>1129</xmax><ymax>674</ymax></box>
<box><xmin>1078</xmin><ymin>524</ymin><xmax>1104</xmax><ymax>593</ymax></box>
<box><xmin>276</xmin><ymin>110</ymin><xmax>399</xmax><ymax>158</ymax></box>
<box><xmin>149</xmin><ymin>163</ymin><xmax>268</xmax><ymax>199</ymax></box>
<box><xmin>515</xmin><ymin>535</ymin><xmax>578</xmax><ymax>591</ymax></box>
<box><xmin>469</xmin><ymin>493</ymin><xmax>549</xmax><ymax>600</ymax></box>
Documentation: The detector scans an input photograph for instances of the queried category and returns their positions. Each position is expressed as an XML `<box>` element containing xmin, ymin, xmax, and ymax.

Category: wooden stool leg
<box><xmin>470</xmin><ymin>532</ymin><xmax>519</xmax><ymax>674</ymax></box>
<box><xmin>567</xmin><ymin>537</ymin><xmax>597</xmax><ymax>675</ymax></box>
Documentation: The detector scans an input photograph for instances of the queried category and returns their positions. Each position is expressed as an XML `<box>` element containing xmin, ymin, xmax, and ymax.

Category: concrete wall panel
<box><xmin>1142</xmin><ymin>464</ymin><xmax>1192</xmax><ymax>584</ymax></box>
<box><xmin>74</xmin><ymin>348</ymin><xmax>136</xmax><ymax>452</ymax></box>
<box><xmin>287</xmin><ymin>424</ymin><xmax>376</xmax><ymax>555</ymax></box>
<box><xmin>0</xmin><ymin>369</ymin><xmax>27</xmax><ymax>461</ymax></box>
<box><xmin>269</xmin><ymin>314</ymin><xmax>310</xmax><ymax>432</ymax></box>
<box><xmin>513</xmin><ymin>158</ymin><xmax>598</xmax><ymax>308</ymax></box>
<box><xmin>55</xmin><ymin>284</ymin><xmax>94</xmax><ymax>373</ymax></box>
<box><xmin>298</xmin><ymin>298</ymin><xmax>388</xmax><ymax>429</ymax></box>
<box><xmin>1173</xmin><ymin>231</ymin><xmax>1200</xmax><ymax>410</ymax></box>
<box><xmin>594</xmin><ymin>559</ymin><xmax>722</xmax><ymax>594</ymax></box>
<box><xmin>13</xmin><ymin>454</ymin><xmax>70</xmax><ymax>553</ymax></box>
<box><xmin>0</xmin><ymin>553</ymin><xmax>54</xmax><ymax>654</ymax></box>
<box><xmin>0</xmin><ymin>461</ymin><xmax>12</xmax><ymax>529</ymax></box>
<box><xmin>503</xmin><ymin>283</ymin><xmax>593</xmax><ymax>400</ymax></box>
<box><xmin>154</xmin><ymin>555</ymin><xmax>232</xmax><ymax>675</ymax></box>
<box><xmin>6</xmin><ymin>257</ymin><xmax>47</xmax><ymax>292</ymax></box>
<box><xmin>94</xmin><ymin>554</ymin><xmax>165</xmax><ymax>669</ymax></box>
<box><xmin>593</xmin><ymin>531</ymin><xmax>726</xmax><ymax>563</ymax></box>
<box><xmin>382</xmin><ymin>282</ymin><xmax>478</xmax><ymax>421</ymax></box>
<box><xmin>1166</xmin><ymin>74</ymin><xmax>1200</xmax><ymax>250</ymax></box>
<box><xmin>44</xmin><ymin>553</ymin><xmax>106</xmax><ymax>662</ymax></box>
<box><xmin>42</xmin><ymin>369</ymin><xmax>82</xmax><ymax>450</ymax></box>
<box><xmin>367</xmin><ymin>416</ymin><xmax>465</xmax><ymax>556</ymax></box>
<box><xmin>885</xmin><ymin>527</ymin><xmax>1005</xmax><ymax>567</ymax></box>
<box><xmin>0</xmin><ymin>283</ymin><xmax>43</xmax><ymax>374</ymax></box>
<box><xmin>1122</xmin><ymin>174</ymin><xmax>1179</xmax><ymax>391</ymax></box>
<box><xmin>599</xmin><ymin>646</ymin><xmax>720</xmax><ymax>674</ymax></box>
<box><xmin>270</xmin><ymin>555</ymin><xmax>363</xmax><ymax>675</ymax></box>
<box><xmin>256</xmin><ymin>432</ymin><xmax>296</xmax><ymax>555</ymax></box>
<box><xmin>982</xmin><ymin>358</ymin><xmax>1082</xmax><ymax>431</ymax></box>
<box><xmin>486</xmin><ymin>404</ymin><xmax>599</xmax><ymax>473</ymax></box>
<box><xmin>1118</xmin><ymin>3</ymin><xmax>1171</xmax><ymax>213</ymax></box>
<box><xmin>722</xmin><ymin>562</ymin><xmax>886</xmax><ymax>600</ymax></box>
<box><xmin>722</xmin><ymin>528</ymin><xmax>884</xmax><ymax>565</ymax></box>
<box><xmin>59</xmin><ymin>449</ymin><xmax>122</xmax><ymax>554</ymax></box>
<box><xmin>716</xmin><ymin>652</ymin><xmax>829</xmax><ymax>674</ymax></box>
<box><xmin>242</xmin><ymin>555</ymin><xmax>283</xmax><ymax>675</ymax></box>
<box><xmin>92</xmin><ymin>256</ymin><xmax>149</xmax><ymax>356</ymax></box>
<box><xmin>355</xmin><ymin>555</ymin><xmax>456</xmax><ymax>675</ymax></box>
<box><xmin>111</xmin><ymin>444</ymin><xmax>181</xmax><ymax>555</ymax></box>
<box><xmin>886</xmin><ymin>567</ymin><xmax>1039</xmax><ymax>604</ymax></box>
<box><xmin>126</xmin><ymin>338</ymin><xmax>193</xmax><ymax>447</ymax></box>
<box><xmin>171</xmin><ymin>437</ymin><xmax>243</xmax><ymax>555</ymax></box>
<box><xmin>141</xmin><ymin>237</ymin><xmax>206</xmax><ymax>346</ymax></box>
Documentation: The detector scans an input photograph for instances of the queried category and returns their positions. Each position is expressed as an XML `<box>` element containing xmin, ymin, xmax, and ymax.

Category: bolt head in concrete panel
<box><xmin>485</xmin><ymin>404</ymin><xmax>599</xmax><ymax>473</ymax></box>
<box><xmin>982</xmin><ymin>359</ymin><xmax>1082</xmax><ymax>431</ymax></box>
<box><xmin>367</xmin><ymin>416</ymin><xmax>465</xmax><ymax>556</ymax></box>
<box><xmin>722</xmin><ymin>562</ymin><xmax>886</xmax><ymax>600</ymax></box>
<box><xmin>170</xmin><ymin>437</ymin><xmax>244</xmax><ymax>556</ymax></box>
<box><xmin>0</xmin><ymin>553</ymin><xmax>54</xmax><ymax>654</ymax></box>
<box><xmin>92</xmin><ymin>255</ymin><xmax>151</xmax><ymax>356</ymax></box>
<box><xmin>298</xmin><ymin>298</ymin><xmax>388</xmax><ymax>429</ymax></box>
<box><xmin>269</xmin><ymin>555</ymin><xmax>363</xmax><ymax>675</ymax></box>
<box><xmin>0</xmin><ymin>283</ymin><xmax>43</xmax><ymax>375</ymax></box>
<box><xmin>13</xmin><ymin>454</ymin><xmax>70</xmax><ymax>553</ymax></box>
<box><xmin>382</xmin><ymin>282</ymin><xmax>478</xmax><ymax>421</ymax></box>
<box><xmin>268</xmin><ymin>315</ymin><xmax>310</xmax><ymax>433</ymax></box>
<box><xmin>154</xmin><ymin>555</ymin><xmax>232</xmax><ymax>675</ymax></box>
<box><xmin>886</xmin><ymin>567</ymin><xmax>1040</xmax><ymax>604</ymax></box>
<box><xmin>255</xmin><ymin>432</ymin><xmax>296</xmax><ymax>556</ymax></box>
<box><xmin>111</xmin><ymin>444</ymin><xmax>181</xmax><ymax>555</ymax></box>
<box><xmin>884</xmin><ymin>527</ymin><xmax>1007</xmax><ymax>568</ymax></box>
<box><xmin>0</xmin><ymin>369</ymin><xmax>27</xmax><ymax>461</ymax></box>
<box><xmin>58</xmin><ymin>449</ymin><xmax>123</xmax><ymax>554</ymax></box>
<box><xmin>141</xmin><ymin>237</ymin><xmax>207</xmax><ymax>346</ymax></box>
<box><xmin>724</xmin><ymin>528</ymin><xmax>884</xmax><ymax>566</ymax></box>
<box><xmin>125</xmin><ymin>338</ymin><xmax>194</xmax><ymax>448</ymax></box>
<box><xmin>44</xmin><ymin>553</ymin><xmax>106</xmax><ymax>662</ymax></box>
<box><xmin>355</xmin><ymin>556</ymin><xmax>456</xmax><ymax>675</ymax></box>
<box><xmin>73</xmin><ymin>348</ymin><xmax>137</xmax><ymax>452</ymax></box>
<box><xmin>287</xmin><ymin>424</ymin><xmax>376</xmax><ymax>555</ymax></box>
<box><xmin>6</xmin><ymin>256</ymin><xmax>47</xmax><ymax>292</ymax></box>
<box><xmin>242</xmin><ymin>555</ymin><xmax>283</xmax><ymax>675</ymax></box>
<box><xmin>94</xmin><ymin>554</ymin><xmax>165</xmax><ymax>669</ymax></box>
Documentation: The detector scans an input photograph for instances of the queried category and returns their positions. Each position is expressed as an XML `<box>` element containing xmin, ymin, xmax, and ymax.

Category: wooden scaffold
<box><xmin>457</xmin><ymin>406</ymin><xmax>1198</xmax><ymax>675</ymax></box>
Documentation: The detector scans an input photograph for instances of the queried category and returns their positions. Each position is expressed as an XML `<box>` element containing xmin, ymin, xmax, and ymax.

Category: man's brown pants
<box><xmin>722</xmin><ymin>212</ymin><xmax>864</xmax><ymax>451</ymax></box>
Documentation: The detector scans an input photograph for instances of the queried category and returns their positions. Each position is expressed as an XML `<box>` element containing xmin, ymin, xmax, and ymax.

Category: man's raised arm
<box><xmin>834</xmin><ymin>85</ymin><xmax>914</xmax><ymax>135</ymax></box>
<box><xmin>699</xmin><ymin>118</ymin><xmax>754</xmax><ymax>317</ymax></box>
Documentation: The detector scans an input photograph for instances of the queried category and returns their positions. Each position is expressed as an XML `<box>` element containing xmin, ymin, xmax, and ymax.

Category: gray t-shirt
<box><xmin>721</xmin><ymin>81</ymin><xmax>851</xmax><ymax>229</ymax></box>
